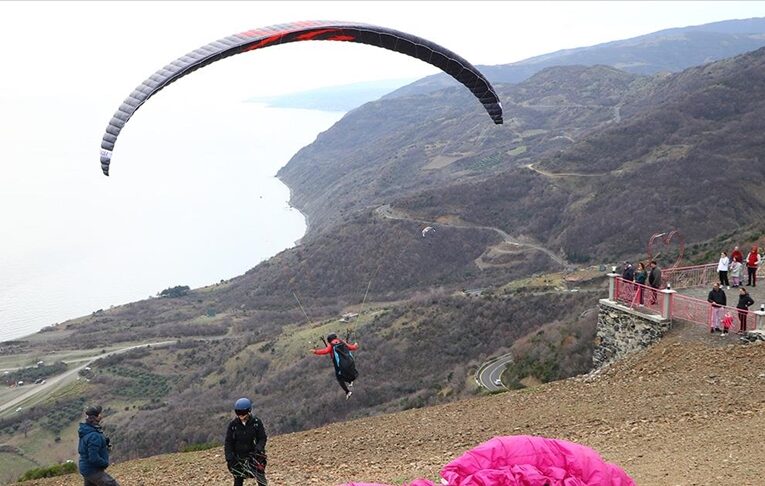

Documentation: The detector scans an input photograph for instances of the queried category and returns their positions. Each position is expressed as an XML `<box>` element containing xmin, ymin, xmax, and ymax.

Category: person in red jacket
<box><xmin>313</xmin><ymin>333</ymin><xmax>359</xmax><ymax>399</ymax></box>
<box><xmin>746</xmin><ymin>246</ymin><xmax>761</xmax><ymax>287</ymax></box>
<box><xmin>731</xmin><ymin>246</ymin><xmax>744</xmax><ymax>264</ymax></box>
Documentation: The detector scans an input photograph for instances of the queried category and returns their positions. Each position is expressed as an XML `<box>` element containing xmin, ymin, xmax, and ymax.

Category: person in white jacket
<box><xmin>718</xmin><ymin>251</ymin><xmax>730</xmax><ymax>289</ymax></box>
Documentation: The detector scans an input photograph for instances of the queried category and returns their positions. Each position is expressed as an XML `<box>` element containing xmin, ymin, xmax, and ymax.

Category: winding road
<box><xmin>0</xmin><ymin>340</ymin><xmax>176</xmax><ymax>415</ymax></box>
<box><xmin>375</xmin><ymin>204</ymin><xmax>568</xmax><ymax>268</ymax></box>
<box><xmin>476</xmin><ymin>353</ymin><xmax>514</xmax><ymax>391</ymax></box>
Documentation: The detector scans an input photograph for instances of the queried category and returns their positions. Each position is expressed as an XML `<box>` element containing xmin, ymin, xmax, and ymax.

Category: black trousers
<box><xmin>336</xmin><ymin>373</ymin><xmax>350</xmax><ymax>393</ymax></box>
<box><xmin>719</xmin><ymin>271</ymin><xmax>729</xmax><ymax>286</ymax></box>
<box><xmin>738</xmin><ymin>310</ymin><xmax>748</xmax><ymax>332</ymax></box>
<box><xmin>747</xmin><ymin>266</ymin><xmax>757</xmax><ymax>286</ymax></box>
<box><xmin>83</xmin><ymin>471</ymin><xmax>119</xmax><ymax>486</ymax></box>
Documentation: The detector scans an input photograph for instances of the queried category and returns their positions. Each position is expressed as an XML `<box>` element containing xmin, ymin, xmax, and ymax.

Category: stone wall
<box><xmin>593</xmin><ymin>299</ymin><xmax>671</xmax><ymax>369</ymax></box>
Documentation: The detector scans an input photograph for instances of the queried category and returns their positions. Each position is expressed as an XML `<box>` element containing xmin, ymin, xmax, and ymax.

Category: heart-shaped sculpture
<box><xmin>647</xmin><ymin>230</ymin><xmax>685</xmax><ymax>269</ymax></box>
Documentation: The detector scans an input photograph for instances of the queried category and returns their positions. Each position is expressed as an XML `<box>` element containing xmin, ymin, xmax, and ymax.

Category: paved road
<box><xmin>476</xmin><ymin>353</ymin><xmax>514</xmax><ymax>392</ymax></box>
<box><xmin>0</xmin><ymin>340</ymin><xmax>176</xmax><ymax>415</ymax></box>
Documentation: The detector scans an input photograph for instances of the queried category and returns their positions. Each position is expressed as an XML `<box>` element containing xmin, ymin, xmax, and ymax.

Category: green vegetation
<box><xmin>101</xmin><ymin>366</ymin><xmax>174</xmax><ymax>399</ymax></box>
<box><xmin>3</xmin><ymin>362</ymin><xmax>66</xmax><ymax>385</ymax></box>
<box><xmin>159</xmin><ymin>285</ymin><xmax>191</xmax><ymax>298</ymax></box>
<box><xmin>17</xmin><ymin>461</ymin><xmax>77</xmax><ymax>481</ymax></box>
<box><xmin>508</xmin><ymin>146</ymin><xmax>528</xmax><ymax>156</ymax></box>
<box><xmin>503</xmin><ymin>313</ymin><xmax>597</xmax><ymax>389</ymax></box>
<box><xmin>40</xmin><ymin>397</ymin><xmax>86</xmax><ymax>436</ymax></box>
<box><xmin>0</xmin><ymin>452</ymin><xmax>38</xmax><ymax>485</ymax></box>
<box><xmin>181</xmin><ymin>441</ymin><xmax>220</xmax><ymax>453</ymax></box>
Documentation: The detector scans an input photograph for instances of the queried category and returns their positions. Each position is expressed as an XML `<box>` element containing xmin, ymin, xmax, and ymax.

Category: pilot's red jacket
<box><xmin>312</xmin><ymin>337</ymin><xmax>359</xmax><ymax>355</ymax></box>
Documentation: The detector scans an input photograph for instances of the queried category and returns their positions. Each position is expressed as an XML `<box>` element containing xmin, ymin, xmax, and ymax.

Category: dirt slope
<box><xmin>21</xmin><ymin>322</ymin><xmax>765</xmax><ymax>486</ymax></box>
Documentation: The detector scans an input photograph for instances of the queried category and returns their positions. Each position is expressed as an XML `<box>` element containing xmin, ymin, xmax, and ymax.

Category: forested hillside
<box><xmin>281</xmin><ymin>48</ymin><xmax>765</xmax><ymax>262</ymax></box>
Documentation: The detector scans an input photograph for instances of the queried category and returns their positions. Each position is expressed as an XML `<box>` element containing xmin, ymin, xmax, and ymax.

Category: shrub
<box><xmin>17</xmin><ymin>462</ymin><xmax>77</xmax><ymax>481</ymax></box>
<box><xmin>181</xmin><ymin>441</ymin><xmax>220</xmax><ymax>453</ymax></box>
<box><xmin>159</xmin><ymin>285</ymin><xmax>191</xmax><ymax>298</ymax></box>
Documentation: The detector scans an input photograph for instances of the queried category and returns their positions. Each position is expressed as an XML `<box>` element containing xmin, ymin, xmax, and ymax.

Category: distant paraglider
<box><xmin>422</xmin><ymin>226</ymin><xmax>435</xmax><ymax>238</ymax></box>
<box><xmin>99</xmin><ymin>20</ymin><xmax>504</xmax><ymax>175</ymax></box>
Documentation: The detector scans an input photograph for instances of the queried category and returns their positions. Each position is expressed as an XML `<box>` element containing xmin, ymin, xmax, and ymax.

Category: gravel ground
<box><xmin>21</xmin><ymin>321</ymin><xmax>765</xmax><ymax>486</ymax></box>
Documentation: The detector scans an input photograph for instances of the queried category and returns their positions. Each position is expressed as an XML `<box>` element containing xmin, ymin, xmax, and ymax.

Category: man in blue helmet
<box><xmin>224</xmin><ymin>397</ymin><xmax>268</xmax><ymax>486</ymax></box>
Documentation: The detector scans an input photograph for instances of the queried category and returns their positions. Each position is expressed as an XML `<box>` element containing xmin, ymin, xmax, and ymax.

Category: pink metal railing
<box><xmin>612</xmin><ymin>276</ymin><xmax>759</xmax><ymax>332</ymax></box>
<box><xmin>670</xmin><ymin>293</ymin><xmax>711</xmax><ymax>327</ymax></box>
<box><xmin>614</xmin><ymin>277</ymin><xmax>663</xmax><ymax>316</ymax></box>
<box><xmin>661</xmin><ymin>263</ymin><xmax>717</xmax><ymax>289</ymax></box>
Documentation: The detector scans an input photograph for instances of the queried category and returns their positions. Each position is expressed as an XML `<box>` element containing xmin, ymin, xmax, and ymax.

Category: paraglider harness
<box><xmin>323</xmin><ymin>331</ymin><xmax>358</xmax><ymax>383</ymax></box>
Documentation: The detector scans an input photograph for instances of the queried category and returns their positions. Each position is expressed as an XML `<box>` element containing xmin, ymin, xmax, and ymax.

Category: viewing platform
<box><xmin>604</xmin><ymin>263</ymin><xmax>765</xmax><ymax>335</ymax></box>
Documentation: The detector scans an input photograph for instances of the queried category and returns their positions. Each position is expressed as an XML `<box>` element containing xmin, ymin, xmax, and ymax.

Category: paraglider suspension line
<box><xmin>292</xmin><ymin>291</ymin><xmax>312</xmax><ymax>324</ymax></box>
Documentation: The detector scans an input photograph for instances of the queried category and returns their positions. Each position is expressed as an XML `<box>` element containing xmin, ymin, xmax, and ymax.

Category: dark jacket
<box><xmin>621</xmin><ymin>265</ymin><xmax>635</xmax><ymax>281</ymax></box>
<box><xmin>224</xmin><ymin>414</ymin><xmax>267</xmax><ymax>463</ymax></box>
<box><xmin>707</xmin><ymin>288</ymin><xmax>727</xmax><ymax>307</ymax></box>
<box><xmin>737</xmin><ymin>293</ymin><xmax>755</xmax><ymax>310</ymax></box>
<box><xmin>648</xmin><ymin>267</ymin><xmax>662</xmax><ymax>288</ymax></box>
<box><xmin>78</xmin><ymin>422</ymin><xmax>110</xmax><ymax>477</ymax></box>
<box><xmin>635</xmin><ymin>270</ymin><xmax>647</xmax><ymax>285</ymax></box>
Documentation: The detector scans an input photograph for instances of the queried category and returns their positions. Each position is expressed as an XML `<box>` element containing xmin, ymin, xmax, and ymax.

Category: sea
<box><xmin>0</xmin><ymin>94</ymin><xmax>344</xmax><ymax>342</ymax></box>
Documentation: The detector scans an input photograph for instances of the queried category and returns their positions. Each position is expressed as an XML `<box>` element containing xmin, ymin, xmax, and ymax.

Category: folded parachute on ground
<box><xmin>339</xmin><ymin>435</ymin><xmax>636</xmax><ymax>486</ymax></box>
<box><xmin>100</xmin><ymin>20</ymin><xmax>503</xmax><ymax>176</ymax></box>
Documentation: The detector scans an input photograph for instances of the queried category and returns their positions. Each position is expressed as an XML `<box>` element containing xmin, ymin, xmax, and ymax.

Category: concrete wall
<box><xmin>593</xmin><ymin>299</ymin><xmax>671</xmax><ymax>369</ymax></box>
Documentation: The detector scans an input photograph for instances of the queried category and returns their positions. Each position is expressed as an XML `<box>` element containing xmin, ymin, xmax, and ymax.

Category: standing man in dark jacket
<box><xmin>707</xmin><ymin>283</ymin><xmax>727</xmax><ymax>333</ymax></box>
<box><xmin>225</xmin><ymin>397</ymin><xmax>268</xmax><ymax>486</ymax></box>
<box><xmin>621</xmin><ymin>261</ymin><xmax>635</xmax><ymax>281</ymax></box>
<box><xmin>78</xmin><ymin>405</ymin><xmax>118</xmax><ymax>486</ymax></box>
<box><xmin>647</xmin><ymin>260</ymin><xmax>662</xmax><ymax>304</ymax></box>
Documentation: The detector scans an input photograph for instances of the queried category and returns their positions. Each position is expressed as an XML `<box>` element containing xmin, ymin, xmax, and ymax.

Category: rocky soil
<box><xmin>21</xmin><ymin>321</ymin><xmax>765</xmax><ymax>486</ymax></box>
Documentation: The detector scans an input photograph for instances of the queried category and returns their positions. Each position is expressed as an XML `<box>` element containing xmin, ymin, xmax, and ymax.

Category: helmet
<box><xmin>234</xmin><ymin>397</ymin><xmax>252</xmax><ymax>414</ymax></box>
<box><xmin>326</xmin><ymin>333</ymin><xmax>338</xmax><ymax>343</ymax></box>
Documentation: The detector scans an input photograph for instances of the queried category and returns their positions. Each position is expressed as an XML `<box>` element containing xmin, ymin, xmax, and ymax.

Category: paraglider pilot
<box><xmin>225</xmin><ymin>397</ymin><xmax>268</xmax><ymax>486</ymax></box>
<box><xmin>312</xmin><ymin>333</ymin><xmax>359</xmax><ymax>399</ymax></box>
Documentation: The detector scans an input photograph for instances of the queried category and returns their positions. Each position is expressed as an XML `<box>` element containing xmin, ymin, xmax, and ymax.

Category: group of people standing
<box><xmin>621</xmin><ymin>260</ymin><xmax>662</xmax><ymax>305</ymax></box>
<box><xmin>708</xmin><ymin>245</ymin><xmax>762</xmax><ymax>335</ymax></box>
<box><xmin>707</xmin><ymin>283</ymin><xmax>756</xmax><ymax>335</ymax></box>
<box><xmin>717</xmin><ymin>246</ymin><xmax>762</xmax><ymax>289</ymax></box>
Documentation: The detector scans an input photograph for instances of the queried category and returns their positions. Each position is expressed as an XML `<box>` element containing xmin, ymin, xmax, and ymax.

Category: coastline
<box><xmin>280</xmin><ymin>176</ymin><xmax>309</xmax><ymax>247</ymax></box>
<box><xmin>2</xmin><ymin>104</ymin><xmax>342</xmax><ymax>345</ymax></box>
<box><xmin>2</xmin><ymin>177</ymin><xmax>309</xmax><ymax>345</ymax></box>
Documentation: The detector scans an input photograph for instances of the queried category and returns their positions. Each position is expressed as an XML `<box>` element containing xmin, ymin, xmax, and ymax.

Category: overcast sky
<box><xmin>2</xmin><ymin>1</ymin><xmax>765</xmax><ymax>102</ymax></box>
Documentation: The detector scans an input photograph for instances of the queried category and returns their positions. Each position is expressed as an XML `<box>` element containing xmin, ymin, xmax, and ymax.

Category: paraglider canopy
<box><xmin>338</xmin><ymin>435</ymin><xmax>635</xmax><ymax>486</ymax></box>
<box><xmin>422</xmin><ymin>226</ymin><xmax>435</xmax><ymax>238</ymax></box>
<box><xmin>99</xmin><ymin>20</ymin><xmax>503</xmax><ymax>175</ymax></box>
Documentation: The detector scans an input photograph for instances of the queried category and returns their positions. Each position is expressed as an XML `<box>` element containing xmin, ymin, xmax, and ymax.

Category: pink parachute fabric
<box><xmin>439</xmin><ymin>436</ymin><xmax>636</xmax><ymax>485</ymax></box>
<box><xmin>341</xmin><ymin>483</ymin><xmax>432</xmax><ymax>486</ymax></box>
<box><xmin>338</xmin><ymin>435</ymin><xmax>635</xmax><ymax>486</ymax></box>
